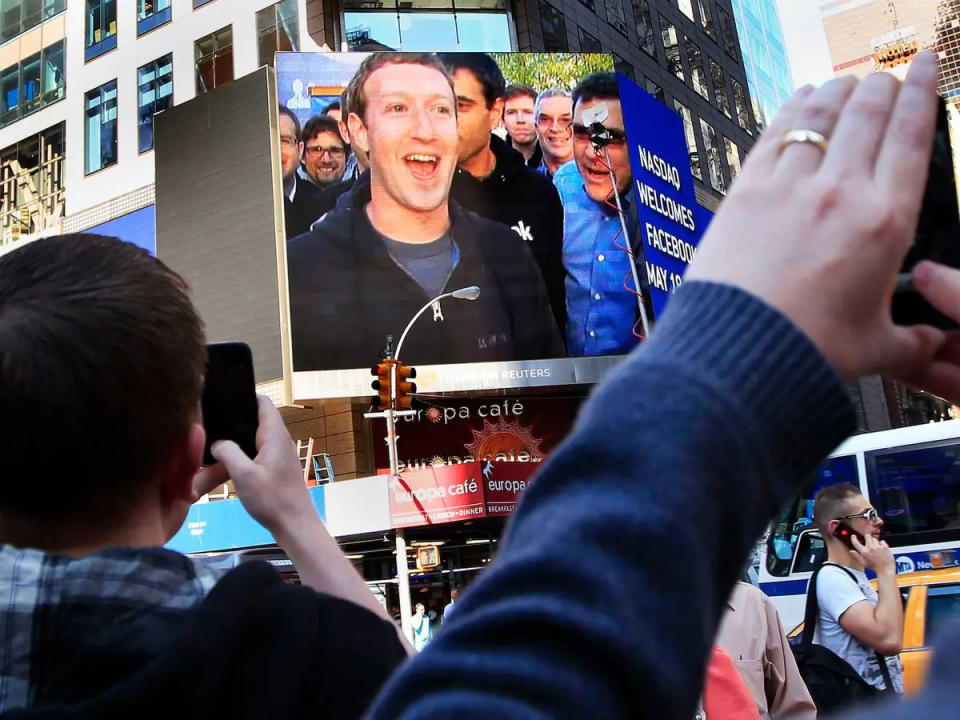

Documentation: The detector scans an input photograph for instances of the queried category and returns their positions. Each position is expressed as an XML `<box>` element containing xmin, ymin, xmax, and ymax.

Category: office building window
<box><xmin>717</xmin><ymin>7</ymin><xmax>737</xmax><ymax>58</ymax></box>
<box><xmin>137</xmin><ymin>0</ymin><xmax>171</xmax><ymax>36</ymax></box>
<box><xmin>138</xmin><ymin>54</ymin><xmax>173</xmax><ymax>153</ymax></box>
<box><xmin>645</xmin><ymin>77</ymin><xmax>663</xmax><ymax>103</ymax></box>
<box><xmin>256</xmin><ymin>0</ymin><xmax>298</xmax><ymax>67</ymax></box>
<box><xmin>1</xmin><ymin>0</ymin><xmax>65</xmax><ymax>43</ymax></box>
<box><xmin>661</xmin><ymin>17</ymin><xmax>683</xmax><ymax>82</ymax></box>
<box><xmin>709</xmin><ymin>60</ymin><xmax>730</xmax><ymax>118</ymax></box>
<box><xmin>697</xmin><ymin>0</ymin><xmax>714</xmax><ymax>40</ymax></box>
<box><xmin>194</xmin><ymin>0</ymin><xmax>215</xmax><ymax>7</ymax></box>
<box><xmin>674</xmin><ymin>100</ymin><xmax>701</xmax><ymax>181</ymax></box>
<box><xmin>0</xmin><ymin>123</ymin><xmax>64</xmax><ymax>246</ymax></box>
<box><xmin>86</xmin><ymin>0</ymin><xmax>117</xmax><ymax>61</ymax></box>
<box><xmin>579</xmin><ymin>27</ymin><xmax>601</xmax><ymax>53</ymax></box>
<box><xmin>699</xmin><ymin>117</ymin><xmax>723</xmax><ymax>192</ymax></box>
<box><xmin>195</xmin><ymin>25</ymin><xmax>233</xmax><ymax>94</ymax></box>
<box><xmin>84</xmin><ymin>80</ymin><xmax>117</xmax><ymax>175</ymax></box>
<box><xmin>539</xmin><ymin>1</ymin><xmax>567</xmax><ymax>52</ymax></box>
<box><xmin>614</xmin><ymin>55</ymin><xmax>634</xmax><ymax>81</ymax></box>
<box><xmin>677</xmin><ymin>0</ymin><xmax>693</xmax><ymax>21</ymax></box>
<box><xmin>577</xmin><ymin>0</ymin><xmax>594</xmax><ymax>12</ymax></box>
<box><xmin>345</xmin><ymin>0</ymin><xmax>511</xmax><ymax>52</ymax></box>
<box><xmin>724</xmin><ymin>136</ymin><xmax>740</xmax><ymax>179</ymax></box>
<box><xmin>732</xmin><ymin>78</ymin><xmax>751</xmax><ymax>135</ymax></box>
<box><xmin>684</xmin><ymin>37</ymin><xmax>708</xmax><ymax>100</ymax></box>
<box><xmin>632</xmin><ymin>0</ymin><xmax>654</xmax><ymax>57</ymax></box>
<box><xmin>604</xmin><ymin>0</ymin><xmax>627</xmax><ymax>36</ymax></box>
<box><xmin>0</xmin><ymin>38</ymin><xmax>64</xmax><ymax>129</ymax></box>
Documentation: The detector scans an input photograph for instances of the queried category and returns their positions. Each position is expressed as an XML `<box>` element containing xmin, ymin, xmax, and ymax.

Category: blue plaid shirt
<box><xmin>554</xmin><ymin>161</ymin><xmax>640</xmax><ymax>357</ymax></box>
<box><xmin>0</xmin><ymin>545</ymin><xmax>229</xmax><ymax>712</ymax></box>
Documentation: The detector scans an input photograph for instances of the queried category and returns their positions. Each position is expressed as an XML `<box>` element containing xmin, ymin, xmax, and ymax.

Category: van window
<box><xmin>766</xmin><ymin>455</ymin><xmax>857</xmax><ymax>576</ymax></box>
<box><xmin>865</xmin><ymin>441</ymin><xmax>960</xmax><ymax>544</ymax></box>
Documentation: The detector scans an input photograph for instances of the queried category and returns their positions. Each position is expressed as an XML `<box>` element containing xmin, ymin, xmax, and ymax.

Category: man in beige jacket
<box><xmin>716</xmin><ymin>582</ymin><xmax>817</xmax><ymax>719</ymax></box>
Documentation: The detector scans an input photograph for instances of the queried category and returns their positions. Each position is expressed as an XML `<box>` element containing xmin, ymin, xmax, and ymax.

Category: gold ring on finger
<box><xmin>780</xmin><ymin>129</ymin><xmax>830</xmax><ymax>154</ymax></box>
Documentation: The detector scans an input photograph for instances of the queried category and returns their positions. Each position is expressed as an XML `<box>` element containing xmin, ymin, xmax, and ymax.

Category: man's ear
<box><xmin>160</xmin><ymin>423</ymin><xmax>206</xmax><ymax>506</ymax></box>
<box><xmin>489</xmin><ymin>98</ymin><xmax>505</xmax><ymax>131</ymax></box>
<box><xmin>347</xmin><ymin>112</ymin><xmax>369</xmax><ymax>155</ymax></box>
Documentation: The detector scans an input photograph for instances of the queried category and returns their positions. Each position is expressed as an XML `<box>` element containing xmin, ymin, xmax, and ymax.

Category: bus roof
<box><xmin>830</xmin><ymin>419</ymin><xmax>960</xmax><ymax>457</ymax></box>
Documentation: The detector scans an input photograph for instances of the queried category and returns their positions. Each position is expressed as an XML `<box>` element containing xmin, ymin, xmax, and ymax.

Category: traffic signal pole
<box><xmin>363</xmin><ymin>288</ymin><xmax>479</xmax><ymax>645</ymax></box>
<box><xmin>365</xmin><ymin>357</ymin><xmax>417</xmax><ymax>643</ymax></box>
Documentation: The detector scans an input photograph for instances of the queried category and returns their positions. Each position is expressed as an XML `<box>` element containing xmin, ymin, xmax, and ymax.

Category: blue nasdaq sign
<box><xmin>617</xmin><ymin>74</ymin><xmax>710</xmax><ymax>320</ymax></box>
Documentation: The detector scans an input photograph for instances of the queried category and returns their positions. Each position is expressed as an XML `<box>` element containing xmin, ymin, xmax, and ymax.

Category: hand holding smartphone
<box><xmin>891</xmin><ymin>100</ymin><xmax>960</xmax><ymax>329</ymax></box>
<box><xmin>202</xmin><ymin>341</ymin><xmax>259</xmax><ymax>465</ymax></box>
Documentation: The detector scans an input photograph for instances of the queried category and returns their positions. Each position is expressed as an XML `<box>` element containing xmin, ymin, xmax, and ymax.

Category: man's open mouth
<box><xmin>404</xmin><ymin>154</ymin><xmax>440</xmax><ymax>179</ymax></box>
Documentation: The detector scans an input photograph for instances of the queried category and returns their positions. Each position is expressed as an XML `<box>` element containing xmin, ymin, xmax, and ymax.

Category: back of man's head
<box><xmin>437</xmin><ymin>52</ymin><xmax>506</xmax><ymax>108</ymax></box>
<box><xmin>572</xmin><ymin>71</ymin><xmax>619</xmax><ymax>110</ymax></box>
<box><xmin>813</xmin><ymin>483</ymin><xmax>862</xmax><ymax>535</ymax></box>
<box><xmin>0</xmin><ymin>235</ymin><xmax>205</xmax><ymax>527</ymax></box>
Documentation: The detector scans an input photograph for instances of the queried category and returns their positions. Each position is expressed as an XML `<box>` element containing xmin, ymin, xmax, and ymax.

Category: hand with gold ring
<box><xmin>684</xmin><ymin>53</ymin><xmax>943</xmax><ymax>384</ymax></box>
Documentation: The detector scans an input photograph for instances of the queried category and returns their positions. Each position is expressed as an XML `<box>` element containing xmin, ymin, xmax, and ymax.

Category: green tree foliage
<box><xmin>492</xmin><ymin>53</ymin><xmax>615</xmax><ymax>93</ymax></box>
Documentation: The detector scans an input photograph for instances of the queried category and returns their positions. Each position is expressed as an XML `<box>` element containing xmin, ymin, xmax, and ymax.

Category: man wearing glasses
<box><xmin>553</xmin><ymin>72</ymin><xmax>642</xmax><ymax>357</ymax></box>
<box><xmin>300</xmin><ymin>114</ymin><xmax>348</xmax><ymax>188</ymax></box>
<box><xmin>279</xmin><ymin>106</ymin><xmax>326</xmax><ymax>238</ymax></box>
<box><xmin>810</xmin><ymin>484</ymin><xmax>905</xmax><ymax>700</ymax></box>
<box><xmin>534</xmin><ymin>88</ymin><xmax>574</xmax><ymax>179</ymax></box>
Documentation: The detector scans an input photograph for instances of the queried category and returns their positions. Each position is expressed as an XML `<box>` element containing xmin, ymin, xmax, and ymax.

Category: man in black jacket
<box><xmin>288</xmin><ymin>52</ymin><xmax>563</xmax><ymax>372</ymax></box>
<box><xmin>279</xmin><ymin>106</ymin><xmax>325</xmax><ymax>238</ymax></box>
<box><xmin>441</xmin><ymin>53</ymin><xmax>567</xmax><ymax>336</ymax></box>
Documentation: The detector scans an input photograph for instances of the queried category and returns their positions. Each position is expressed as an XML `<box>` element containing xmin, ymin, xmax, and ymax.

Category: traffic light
<box><xmin>395</xmin><ymin>361</ymin><xmax>417</xmax><ymax>410</ymax></box>
<box><xmin>371</xmin><ymin>361</ymin><xmax>392</xmax><ymax>411</ymax></box>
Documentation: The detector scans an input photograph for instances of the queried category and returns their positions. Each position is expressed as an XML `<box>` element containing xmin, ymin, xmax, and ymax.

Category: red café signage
<box><xmin>388</xmin><ymin>461</ymin><xmax>536</xmax><ymax>528</ymax></box>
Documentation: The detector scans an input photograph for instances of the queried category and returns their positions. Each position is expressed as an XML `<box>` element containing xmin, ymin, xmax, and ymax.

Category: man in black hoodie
<box><xmin>287</xmin><ymin>52</ymin><xmax>564</xmax><ymax>372</ymax></box>
<box><xmin>442</xmin><ymin>53</ymin><xmax>567</xmax><ymax>335</ymax></box>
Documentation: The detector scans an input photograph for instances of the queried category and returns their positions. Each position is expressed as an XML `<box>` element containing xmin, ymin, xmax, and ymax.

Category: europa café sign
<box><xmin>388</xmin><ymin>460</ymin><xmax>536</xmax><ymax>528</ymax></box>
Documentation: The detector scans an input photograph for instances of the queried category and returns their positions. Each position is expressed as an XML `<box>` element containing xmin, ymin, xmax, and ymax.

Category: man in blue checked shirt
<box><xmin>554</xmin><ymin>71</ymin><xmax>643</xmax><ymax>357</ymax></box>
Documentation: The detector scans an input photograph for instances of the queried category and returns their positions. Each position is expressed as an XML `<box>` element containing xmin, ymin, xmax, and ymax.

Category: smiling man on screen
<box><xmin>287</xmin><ymin>52</ymin><xmax>562</xmax><ymax>371</ymax></box>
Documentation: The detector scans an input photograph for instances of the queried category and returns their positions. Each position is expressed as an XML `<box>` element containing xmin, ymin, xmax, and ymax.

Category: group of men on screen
<box><xmin>280</xmin><ymin>52</ymin><xmax>645</xmax><ymax>371</ymax></box>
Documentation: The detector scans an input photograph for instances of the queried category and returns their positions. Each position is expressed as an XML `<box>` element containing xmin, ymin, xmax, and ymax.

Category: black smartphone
<box><xmin>832</xmin><ymin>521</ymin><xmax>866</xmax><ymax>550</ymax></box>
<box><xmin>892</xmin><ymin>100</ymin><xmax>960</xmax><ymax>329</ymax></box>
<box><xmin>202</xmin><ymin>341</ymin><xmax>259</xmax><ymax>465</ymax></box>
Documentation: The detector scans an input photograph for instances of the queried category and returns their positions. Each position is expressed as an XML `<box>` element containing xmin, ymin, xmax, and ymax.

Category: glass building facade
<box><xmin>730</xmin><ymin>0</ymin><xmax>792</xmax><ymax>130</ymax></box>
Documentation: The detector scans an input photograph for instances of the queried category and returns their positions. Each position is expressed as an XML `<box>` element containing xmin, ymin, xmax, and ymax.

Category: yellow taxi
<box><xmin>788</xmin><ymin>554</ymin><xmax>960</xmax><ymax>696</ymax></box>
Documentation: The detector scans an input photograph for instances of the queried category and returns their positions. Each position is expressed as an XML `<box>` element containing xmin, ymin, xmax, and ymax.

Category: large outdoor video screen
<box><xmin>275</xmin><ymin>52</ymin><xmax>706</xmax><ymax>398</ymax></box>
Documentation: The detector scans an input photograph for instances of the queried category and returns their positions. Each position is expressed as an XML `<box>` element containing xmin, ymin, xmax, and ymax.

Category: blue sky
<box><xmin>775</xmin><ymin>0</ymin><xmax>836</xmax><ymax>88</ymax></box>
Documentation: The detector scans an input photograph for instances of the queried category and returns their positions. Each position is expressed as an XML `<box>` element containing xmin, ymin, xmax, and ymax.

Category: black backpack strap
<box><xmin>800</xmin><ymin>562</ymin><xmax>827</xmax><ymax>652</ymax></box>
<box><xmin>821</xmin><ymin>563</ymin><xmax>898</xmax><ymax>696</ymax></box>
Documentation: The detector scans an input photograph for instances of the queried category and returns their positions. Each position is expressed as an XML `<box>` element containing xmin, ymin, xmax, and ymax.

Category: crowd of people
<box><xmin>2</xmin><ymin>48</ymin><xmax>959</xmax><ymax>719</ymax></box>
<box><xmin>281</xmin><ymin>52</ymin><xmax>648</xmax><ymax>371</ymax></box>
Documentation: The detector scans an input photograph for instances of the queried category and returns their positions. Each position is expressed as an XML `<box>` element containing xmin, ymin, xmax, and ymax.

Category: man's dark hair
<box><xmin>437</xmin><ymin>52</ymin><xmax>506</xmax><ymax>109</ymax></box>
<box><xmin>323</xmin><ymin>100</ymin><xmax>341</xmax><ymax>115</ymax></box>
<box><xmin>813</xmin><ymin>483</ymin><xmax>863</xmax><ymax>535</ymax></box>
<box><xmin>572</xmin><ymin>71</ymin><xmax>620</xmax><ymax>110</ymax></box>
<box><xmin>0</xmin><ymin>235</ymin><xmax>206</xmax><ymax>522</ymax></box>
<box><xmin>279</xmin><ymin>105</ymin><xmax>301</xmax><ymax>140</ymax></box>
<box><xmin>302</xmin><ymin>114</ymin><xmax>344</xmax><ymax>146</ymax></box>
<box><xmin>345</xmin><ymin>52</ymin><xmax>453</xmax><ymax>124</ymax></box>
<box><xmin>504</xmin><ymin>83</ymin><xmax>537</xmax><ymax>104</ymax></box>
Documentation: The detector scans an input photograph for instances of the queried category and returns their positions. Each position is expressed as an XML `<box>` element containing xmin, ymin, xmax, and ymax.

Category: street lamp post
<box><xmin>364</xmin><ymin>286</ymin><xmax>480</xmax><ymax>642</ymax></box>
